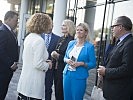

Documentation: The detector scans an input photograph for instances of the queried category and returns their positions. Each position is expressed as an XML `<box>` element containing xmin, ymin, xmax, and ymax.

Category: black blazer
<box><xmin>0</xmin><ymin>24</ymin><xmax>19</xmax><ymax>73</ymax></box>
<box><xmin>103</xmin><ymin>34</ymin><xmax>133</xmax><ymax>100</ymax></box>
<box><xmin>55</xmin><ymin>35</ymin><xmax>74</xmax><ymax>72</ymax></box>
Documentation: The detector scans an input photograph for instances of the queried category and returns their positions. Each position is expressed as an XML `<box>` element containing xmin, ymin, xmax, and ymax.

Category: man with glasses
<box><xmin>97</xmin><ymin>16</ymin><xmax>133</xmax><ymax>100</ymax></box>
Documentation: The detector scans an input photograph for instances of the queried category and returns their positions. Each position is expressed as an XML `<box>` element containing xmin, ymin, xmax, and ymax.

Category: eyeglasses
<box><xmin>111</xmin><ymin>24</ymin><xmax>122</xmax><ymax>28</ymax></box>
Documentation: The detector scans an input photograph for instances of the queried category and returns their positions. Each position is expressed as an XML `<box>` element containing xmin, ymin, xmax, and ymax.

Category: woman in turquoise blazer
<box><xmin>63</xmin><ymin>23</ymin><xmax>96</xmax><ymax>100</ymax></box>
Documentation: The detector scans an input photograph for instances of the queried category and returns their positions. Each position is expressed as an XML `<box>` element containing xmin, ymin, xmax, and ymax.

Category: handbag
<box><xmin>91</xmin><ymin>74</ymin><xmax>105</xmax><ymax>100</ymax></box>
<box><xmin>91</xmin><ymin>85</ymin><xmax>105</xmax><ymax>100</ymax></box>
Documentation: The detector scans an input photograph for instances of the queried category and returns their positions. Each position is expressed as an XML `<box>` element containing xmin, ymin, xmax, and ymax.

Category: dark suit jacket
<box><xmin>41</xmin><ymin>33</ymin><xmax>60</xmax><ymax>68</ymax></box>
<box><xmin>103</xmin><ymin>34</ymin><xmax>133</xmax><ymax>100</ymax></box>
<box><xmin>47</xmin><ymin>33</ymin><xmax>60</xmax><ymax>60</ymax></box>
<box><xmin>0</xmin><ymin>24</ymin><xmax>19</xmax><ymax>73</ymax></box>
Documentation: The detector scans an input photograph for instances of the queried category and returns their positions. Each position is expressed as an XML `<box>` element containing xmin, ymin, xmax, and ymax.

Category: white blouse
<box><xmin>68</xmin><ymin>45</ymin><xmax>83</xmax><ymax>71</ymax></box>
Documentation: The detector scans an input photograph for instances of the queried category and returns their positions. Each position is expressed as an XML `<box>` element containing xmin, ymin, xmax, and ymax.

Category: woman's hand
<box><xmin>71</xmin><ymin>62</ymin><xmax>81</xmax><ymax>68</ymax></box>
<box><xmin>51</xmin><ymin>51</ymin><xmax>59</xmax><ymax>60</ymax></box>
<box><xmin>66</xmin><ymin>59</ymin><xmax>74</xmax><ymax>66</ymax></box>
<box><xmin>46</xmin><ymin>60</ymin><xmax>52</xmax><ymax>69</ymax></box>
<box><xmin>71</xmin><ymin>62</ymin><xmax>85</xmax><ymax>68</ymax></box>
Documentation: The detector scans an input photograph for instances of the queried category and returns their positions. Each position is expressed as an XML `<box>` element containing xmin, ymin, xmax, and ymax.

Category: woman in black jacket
<box><xmin>51</xmin><ymin>19</ymin><xmax>75</xmax><ymax>100</ymax></box>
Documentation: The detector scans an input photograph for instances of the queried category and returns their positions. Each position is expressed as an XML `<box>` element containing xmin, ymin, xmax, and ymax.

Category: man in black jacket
<box><xmin>98</xmin><ymin>16</ymin><xmax>133</xmax><ymax>100</ymax></box>
<box><xmin>0</xmin><ymin>11</ymin><xmax>19</xmax><ymax>100</ymax></box>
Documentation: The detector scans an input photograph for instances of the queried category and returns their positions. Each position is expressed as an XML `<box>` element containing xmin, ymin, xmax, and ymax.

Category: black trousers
<box><xmin>45</xmin><ymin>68</ymin><xmax>55</xmax><ymax>100</ymax></box>
<box><xmin>18</xmin><ymin>93</ymin><xmax>42</xmax><ymax>100</ymax></box>
<box><xmin>0</xmin><ymin>72</ymin><xmax>13</xmax><ymax>100</ymax></box>
<box><xmin>55</xmin><ymin>70</ymin><xmax>64</xmax><ymax>100</ymax></box>
<box><xmin>130</xmin><ymin>80</ymin><xmax>133</xmax><ymax>100</ymax></box>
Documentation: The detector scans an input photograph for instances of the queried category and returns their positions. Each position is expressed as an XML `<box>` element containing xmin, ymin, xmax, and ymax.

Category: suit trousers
<box><xmin>0</xmin><ymin>72</ymin><xmax>13</xmax><ymax>100</ymax></box>
<box><xmin>130</xmin><ymin>79</ymin><xmax>133</xmax><ymax>100</ymax></box>
<box><xmin>55</xmin><ymin>69</ymin><xmax>64</xmax><ymax>100</ymax></box>
<box><xmin>63</xmin><ymin>71</ymin><xmax>86</xmax><ymax>100</ymax></box>
<box><xmin>45</xmin><ymin>69</ymin><xmax>54</xmax><ymax>100</ymax></box>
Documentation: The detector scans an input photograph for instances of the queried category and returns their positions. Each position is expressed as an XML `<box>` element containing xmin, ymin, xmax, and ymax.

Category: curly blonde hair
<box><xmin>26</xmin><ymin>13</ymin><xmax>52</xmax><ymax>34</ymax></box>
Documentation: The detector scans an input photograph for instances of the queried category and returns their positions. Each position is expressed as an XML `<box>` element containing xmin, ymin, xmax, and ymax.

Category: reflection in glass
<box><xmin>46</xmin><ymin>0</ymin><xmax>54</xmax><ymax>14</ymax></box>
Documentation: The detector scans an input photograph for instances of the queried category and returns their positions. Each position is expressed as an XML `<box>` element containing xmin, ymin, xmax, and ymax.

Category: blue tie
<box><xmin>45</xmin><ymin>34</ymin><xmax>49</xmax><ymax>49</ymax></box>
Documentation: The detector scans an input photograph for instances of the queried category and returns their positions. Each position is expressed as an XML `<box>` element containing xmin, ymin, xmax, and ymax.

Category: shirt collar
<box><xmin>45</xmin><ymin>33</ymin><xmax>52</xmax><ymax>37</ymax></box>
<box><xmin>3</xmin><ymin>23</ymin><xmax>12</xmax><ymax>31</ymax></box>
<box><xmin>119</xmin><ymin>33</ymin><xmax>132</xmax><ymax>42</ymax></box>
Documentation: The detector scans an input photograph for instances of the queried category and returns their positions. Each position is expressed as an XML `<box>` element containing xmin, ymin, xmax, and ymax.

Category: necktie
<box><xmin>45</xmin><ymin>34</ymin><xmax>50</xmax><ymax>49</ymax></box>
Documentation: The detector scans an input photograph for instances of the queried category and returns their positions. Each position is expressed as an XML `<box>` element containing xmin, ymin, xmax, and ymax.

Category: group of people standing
<box><xmin>0</xmin><ymin>11</ymin><xmax>96</xmax><ymax>100</ymax></box>
<box><xmin>16</xmin><ymin>13</ymin><xmax>96</xmax><ymax>100</ymax></box>
<box><xmin>0</xmin><ymin>10</ymin><xmax>133</xmax><ymax>100</ymax></box>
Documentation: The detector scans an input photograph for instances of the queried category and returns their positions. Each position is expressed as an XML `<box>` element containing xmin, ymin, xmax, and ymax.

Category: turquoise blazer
<box><xmin>63</xmin><ymin>40</ymin><xmax>96</xmax><ymax>79</ymax></box>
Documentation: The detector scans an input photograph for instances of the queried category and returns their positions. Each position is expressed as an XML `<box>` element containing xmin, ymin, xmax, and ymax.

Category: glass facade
<box><xmin>45</xmin><ymin>0</ymin><xmax>54</xmax><ymax>14</ymax></box>
<box><xmin>94</xmin><ymin>0</ymin><xmax>133</xmax><ymax>34</ymax></box>
<box><xmin>67</xmin><ymin>0</ymin><xmax>133</xmax><ymax>37</ymax></box>
<box><xmin>27</xmin><ymin>0</ymin><xmax>43</xmax><ymax>14</ymax></box>
<box><xmin>67</xmin><ymin>0</ymin><xmax>133</xmax><ymax>64</ymax></box>
<box><xmin>93</xmin><ymin>0</ymin><xmax>133</xmax><ymax>64</ymax></box>
<box><xmin>27</xmin><ymin>0</ymin><xmax>54</xmax><ymax>16</ymax></box>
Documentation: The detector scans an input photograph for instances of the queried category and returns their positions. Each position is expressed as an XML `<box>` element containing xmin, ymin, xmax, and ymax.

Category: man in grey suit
<box><xmin>98</xmin><ymin>16</ymin><xmax>133</xmax><ymax>100</ymax></box>
<box><xmin>0</xmin><ymin>11</ymin><xmax>19</xmax><ymax>100</ymax></box>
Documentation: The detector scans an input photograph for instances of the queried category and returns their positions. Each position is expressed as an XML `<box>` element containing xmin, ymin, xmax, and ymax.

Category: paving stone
<box><xmin>5</xmin><ymin>67</ymin><xmax>96</xmax><ymax>100</ymax></box>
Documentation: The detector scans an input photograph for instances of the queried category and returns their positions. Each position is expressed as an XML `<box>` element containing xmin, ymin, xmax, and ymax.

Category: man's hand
<box><xmin>97</xmin><ymin>65</ymin><xmax>106</xmax><ymax>76</ymax></box>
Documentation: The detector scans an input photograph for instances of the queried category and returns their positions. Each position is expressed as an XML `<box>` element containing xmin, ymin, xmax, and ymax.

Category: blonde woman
<box><xmin>51</xmin><ymin>19</ymin><xmax>75</xmax><ymax>100</ymax></box>
<box><xmin>17</xmin><ymin>13</ymin><xmax>52</xmax><ymax>100</ymax></box>
<box><xmin>63</xmin><ymin>23</ymin><xmax>96</xmax><ymax>100</ymax></box>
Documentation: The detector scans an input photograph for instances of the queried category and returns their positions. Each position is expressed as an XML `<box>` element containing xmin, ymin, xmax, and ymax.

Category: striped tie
<box><xmin>45</xmin><ymin>34</ymin><xmax>49</xmax><ymax>49</ymax></box>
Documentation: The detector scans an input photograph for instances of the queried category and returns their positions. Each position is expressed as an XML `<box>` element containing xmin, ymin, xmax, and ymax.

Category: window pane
<box><xmin>46</xmin><ymin>0</ymin><xmax>54</xmax><ymax>14</ymax></box>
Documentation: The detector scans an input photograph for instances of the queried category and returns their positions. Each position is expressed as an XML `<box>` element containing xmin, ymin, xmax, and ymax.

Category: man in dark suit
<box><xmin>98</xmin><ymin>16</ymin><xmax>133</xmax><ymax>100</ymax></box>
<box><xmin>41</xmin><ymin>29</ymin><xmax>60</xmax><ymax>100</ymax></box>
<box><xmin>0</xmin><ymin>11</ymin><xmax>19</xmax><ymax>100</ymax></box>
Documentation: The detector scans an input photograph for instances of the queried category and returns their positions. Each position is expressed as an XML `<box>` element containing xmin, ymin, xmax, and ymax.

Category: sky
<box><xmin>0</xmin><ymin>0</ymin><xmax>10</xmax><ymax>21</ymax></box>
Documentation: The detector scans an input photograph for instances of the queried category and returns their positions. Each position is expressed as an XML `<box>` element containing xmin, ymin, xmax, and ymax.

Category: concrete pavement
<box><xmin>5</xmin><ymin>67</ymin><xmax>96</xmax><ymax>100</ymax></box>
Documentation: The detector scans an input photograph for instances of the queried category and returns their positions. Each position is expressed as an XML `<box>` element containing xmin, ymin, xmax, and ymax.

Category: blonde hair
<box><xmin>26</xmin><ymin>13</ymin><xmax>52</xmax><ymax>34</ymax></box>
<box><xmin>77</xmin><ymin>22</ymin><xmax>90</xmax><ymax>40</ymax></box>
<box><xmin>63</xmin><ymin>19</ymin><xmax>76</xmax><ymax>36</ymax></box>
